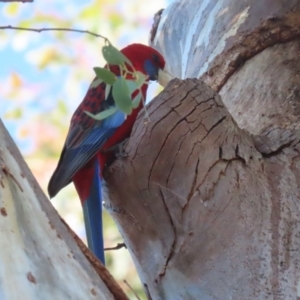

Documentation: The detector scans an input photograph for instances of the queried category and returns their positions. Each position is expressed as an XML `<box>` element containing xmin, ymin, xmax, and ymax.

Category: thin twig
<box><xmin>0</xmin><ymin>25</ymin><xmax>109</xmax><ymax>41</ymax></box>
<box><xmin>123</xmin><ymin>280</ymin><xmax>141</xmax><ymax>300</ymax></box>
<box><xmin>104</xmin><ymin>243</ymin><xmax>127</xmax><ymax>251</ymax></box>
<box><xmin>1</xmin><ymin>0</ymin><xmax>33</xmax><ymax>2</ymax></box>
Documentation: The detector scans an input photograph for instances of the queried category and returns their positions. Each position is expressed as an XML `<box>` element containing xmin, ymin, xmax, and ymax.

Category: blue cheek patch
<box><xmin>144</xmin><ymin>59</ymin><xmax>158</xmax><ymax>81</ymax></box>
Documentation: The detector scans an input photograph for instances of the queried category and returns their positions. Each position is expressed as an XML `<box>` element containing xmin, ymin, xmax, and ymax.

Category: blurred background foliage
<box><xmin>0</xmin><ymin>0</ymin><xmax>173</xmax><ymax>298</ymax></box>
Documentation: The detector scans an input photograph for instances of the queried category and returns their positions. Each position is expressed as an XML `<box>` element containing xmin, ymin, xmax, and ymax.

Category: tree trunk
<box><xmin>104</xmin><ymin>1</ymin><xmax>300</xmax><ymax>299</ymax></box>
<box><xmin>0</xmin><ymin>119</ymin><xmax>128</xmax><ymax>299</ymax></box>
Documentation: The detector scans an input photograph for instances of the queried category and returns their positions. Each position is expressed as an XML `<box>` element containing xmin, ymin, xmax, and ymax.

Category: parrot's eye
<box><xmin>152</xmin><ymin>53</ymin><xmax>160</xmax><ymax>65</ymax></box>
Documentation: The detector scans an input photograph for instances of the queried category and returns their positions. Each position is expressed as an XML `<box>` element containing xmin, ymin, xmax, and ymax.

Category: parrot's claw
<box><xmin>115</xmin><ymin>138</ymin><xmax>129</xmax><ymax>157</ymax></box>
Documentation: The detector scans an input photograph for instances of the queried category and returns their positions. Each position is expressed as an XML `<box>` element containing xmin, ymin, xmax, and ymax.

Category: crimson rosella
<box><xmin>48</xmin><ymin>43</ymin><xmax>165</xmax><ymax>264</ymax></box>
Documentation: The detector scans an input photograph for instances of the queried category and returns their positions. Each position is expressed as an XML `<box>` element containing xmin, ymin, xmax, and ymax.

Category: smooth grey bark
<box><xmin>0</xmin><ymin>119</ymin><xmax>128</xmax><ymax>300</ymax></box>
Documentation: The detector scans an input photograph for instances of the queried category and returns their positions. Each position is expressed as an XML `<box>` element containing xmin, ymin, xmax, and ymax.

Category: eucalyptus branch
<box><xmin>0</xmin><ymin>25</ymin><xmax>109</xmax><ymax>42</ymax></box>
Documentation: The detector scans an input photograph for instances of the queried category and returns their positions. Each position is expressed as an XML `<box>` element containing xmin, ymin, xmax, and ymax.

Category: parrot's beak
<box><xmin>157</xmin><ymin>68</ymin><xmax>174</xmax><ymax>87</ymax></box>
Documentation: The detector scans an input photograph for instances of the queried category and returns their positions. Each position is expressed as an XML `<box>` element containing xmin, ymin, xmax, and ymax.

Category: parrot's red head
<box><xmin>121</xmin><ymin>43</ymin><xmax>165</xmax><ymax>81</ymax></box>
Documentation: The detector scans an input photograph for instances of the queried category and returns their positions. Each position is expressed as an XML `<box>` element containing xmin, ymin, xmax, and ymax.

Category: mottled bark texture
<box><xmin>150</xmin><ymin>0</ymin><xmax>300</xmax><ymax>92</ymax></box>
<box><xmin>104</xmin><ymin>0</ymin><xmax>300</xmax><ymax>299</ymax></box>
<box><xmin>105</xmin><ymin>78</ymin><xmax>300</xmax><ymax>299</ymax></box>
<box><xmin>0</xmin><ymin>120</ymin><xmax>128</xmax><ymax>300</ymax></box>
<box><xmin>220</xmin><ymin>40</ymin><xmax>300</xmax><ymax>136</ymax></box>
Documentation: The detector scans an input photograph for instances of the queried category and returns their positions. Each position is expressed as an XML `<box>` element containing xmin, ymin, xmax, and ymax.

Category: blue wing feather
<box><xmin>63</xmin><ymin>109</ymin><xmax>126</xmax><ymax>181</ymax></box>
<box><xmin>48</xmin><ymin>106</ymin><xmax>126</xmax><ymax>198</ymax></box>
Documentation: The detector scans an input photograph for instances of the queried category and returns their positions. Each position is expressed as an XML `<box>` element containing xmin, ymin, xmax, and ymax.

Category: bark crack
<box><xmin>148</xmin><ymin>87</ymin><xmax>198</xmax><ymax>139</ymax></box>
<box><xmin>186</xmin><ymin>158</ymin><xmax>200</xmax><ymax>203</ymax></box>
<box><xmin>147</xmin><ymin>118</ymin><xmax>188</xmax><ymax>188</ymax></box>
<box><xmin>260</xmin><ymin>140</ymin><xmax>293</xmax><ymax>158</ymax></box>
<box><xmin>157</xmin><ymin>187</ymin><xmax>177</xmax><ymax>280</ymax></box>
<box><xmin>166</xmin><ymin>134</ymin><xmax>187</xmax><ymax>187</ymax></box>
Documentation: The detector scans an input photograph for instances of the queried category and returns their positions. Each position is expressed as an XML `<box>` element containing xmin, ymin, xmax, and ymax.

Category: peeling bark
<box><xmin>150</xmin><ymin>0</ymin><xmax>300</xmax><ymax>92</ymax></box>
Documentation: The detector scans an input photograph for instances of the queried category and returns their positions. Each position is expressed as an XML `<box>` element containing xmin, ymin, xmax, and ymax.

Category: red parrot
<box><xmin>48</xmin><ymin>44</ymin><xmax>165</xmax><ymax>264</ymax></box>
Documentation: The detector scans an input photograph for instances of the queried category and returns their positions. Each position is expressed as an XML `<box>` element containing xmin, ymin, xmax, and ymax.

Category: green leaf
<box><xmin>89</xmin><ymin>78</ymin><xmax>103</xmax><ymax>89</ymax></box>
<box><xmin>112</xmin><ymin>77</ymin><xmax>133</xmax><ymax>114</ymax></box>
<box><xmin>93</xmin><ymin>67</ymin><xmax>116</xmax><ymax>85</ymax></box>
<box><xmin>126</xmin><ymin>80</ymin><xmax>138</xmax><ymax>94</ymax></box>
<box><xmin>84</xmin><ymin>106</ymin><xmax>118</xmax><ymax>121</ymax></box>
<box><xmin>135</xmin><ymin>71</ymin><xmax>148</xmax><ymax>88</ymax></box>
<box><xmin>102</xmin><ymin>44</ymin><xmax>133</xmax><ymax>67</ymax></box>
<box><xmin>123</xmin><ymin>55</ymin><xmax>133</xmax><ymax>68</ymax></box>
<box><xmin>132</xmin><ymin>92</ymin><xmax>143</xmax><ymax>109</ymax></box>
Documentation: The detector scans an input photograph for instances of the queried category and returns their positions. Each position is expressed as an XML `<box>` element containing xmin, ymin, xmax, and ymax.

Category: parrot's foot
<box><xmin>104</xmin><ymin>138</ymin><xmax>129</xmax><ymax>157</ymax></box>
<box><xmin>115</xmin><ymin>138</ymin><xmax>129</xmax><ymax>157</ymax></box>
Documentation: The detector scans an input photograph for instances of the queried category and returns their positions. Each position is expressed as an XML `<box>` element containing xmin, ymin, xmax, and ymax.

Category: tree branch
<box><xmin>104</xmin><ymin>243</ymin><xmax>127</xmax><ymax>251</ymax></box>
<box><xmin>0</xmin><ymin>25</ymin><xmax>108</xmax><ymax>41</ymax></box>
<box><xmin>0</xmin><ymin>0</ymin><xmax>33</xmax><ymax>2</ymax></box>
<box><xmin>0</xmin><ymin>118</ymin><xmax>128</xmax><ymax>299</ymax></box>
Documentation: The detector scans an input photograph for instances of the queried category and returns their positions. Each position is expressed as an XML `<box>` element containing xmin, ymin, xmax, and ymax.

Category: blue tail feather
<box><xmin>82</xmin><ymin>160</ymin><xmax>105</xmax><ymax>264</ymax></box>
